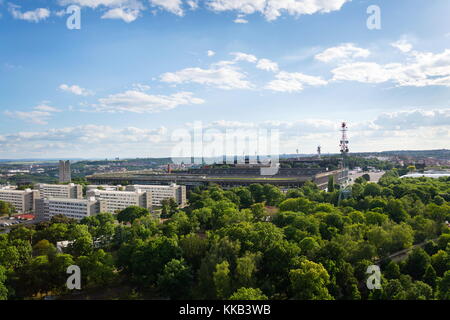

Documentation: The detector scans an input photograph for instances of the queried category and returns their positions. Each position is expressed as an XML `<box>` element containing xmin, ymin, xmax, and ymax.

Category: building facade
<box><xmin>59</xmin><ymin>160</ymin><xmax>71</xmax><ymax>183</ymax></box>
<box><xmin>86</xmin><ymin>189</ymin><xmax>151</xmax><ymax>214</ymax></box>
<box><xmin>35</xmin><ymin>197</ymin><xmax>105</xmax><ymax>220</ymax></box>
<box><xmin>36</xmin><ymin>183</ymin><xmax>83</xmax><ymax>199</ymax></box>
<box><xmin>0</xmin><ymin>188</ymin><xmax>39</xmax><ymax>213</ymax></box>
<box><xmin>125</xmin><ymin>184</ymin><xmax>186</xmax><ymax>207</ymax></box>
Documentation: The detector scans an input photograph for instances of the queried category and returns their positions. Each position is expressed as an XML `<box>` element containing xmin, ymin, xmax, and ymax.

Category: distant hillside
<box><xmin>352</xmin><ymin>149</ymin><xmax>450</xmax><ymax>160</ymax></box>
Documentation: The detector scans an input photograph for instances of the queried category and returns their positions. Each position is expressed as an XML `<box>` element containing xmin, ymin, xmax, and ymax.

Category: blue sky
<box><xmin>0</xmin><ymin>0</ymin><xmax>449</xmax><ymax>159</ymax></box>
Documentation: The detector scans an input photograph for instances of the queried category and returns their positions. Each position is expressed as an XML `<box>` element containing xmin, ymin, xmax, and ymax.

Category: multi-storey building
<box><xmin>36</xmin><ymin>183</ymin><xmax>83</xmax><ymax>199</ymax></box>
<box><xmin>59</xmin><ymin>160</ymin><xmax>71</xmax><ymax>183</ymax></box>
<box><xmin>125</xmin><ymin>184</ymin><xmax>186</xmax><ymax>207</ymax></box>
<box><xmin>86</xmin><ymin>189</ymin><xmax>151</xmax><ymax>213</ymax></box>
<box><xmin>86</xmin><ymin>185</ymin><xmax>123</xmax><ymax>192</ymax></box>
<box><xmin>35</xmin><ymin>197</ymin><xmax>105</xmax><ymax>220</ymax></box>
<box><xmin>0</xmin><ymin>188</ymin><xmax>39</xmax><ymax>213</ymax></box>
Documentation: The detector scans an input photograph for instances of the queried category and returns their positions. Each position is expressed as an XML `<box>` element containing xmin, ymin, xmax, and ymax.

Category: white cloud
<box><xmin>315</xmin><ymin>43</ymin><xmax>370</xmax><ymax>63</ymax></box>
<box><xmin>187</xmin><ymin>0</ymin><xmax>199</xmax><ymax>10</ymax></box>
<box><xmin>207</xmin><ymin>0</ymin><xmax>351</xmax><ymax>21</ymax></box>
<box><xmin>207</xmin><ymin>50</ymin><xmax>216</xmax><ymax>57</ymax></box>
<box><xmin>234</xmin><ymin>17</ymin><xmax>248</xmax><ymax>23</ymax></box>
<box><xmin>161</xmin><ymin>65</ymin><xmax>253</xmax><ymax>90</ymax></box>
<box><xmin>101</xmin><ymin>7</ymin><xmax>140</xmax><ymax>22</ymax></box>
<box><xmin>58</xmin><ymin>0</ymin><xmax>145</xmax><ymax>22</ymax></box>
<box><xmin>256</xmin><ymin>58</ymin><xmax>279</xmax><ymax>72</ymax></box>
<box><xmin>391</xmin><ymin>39</ymin><xmax>413</xmax><ymax>53</ymax></box>
<box><xmin>266</xmin><ymin>71</ymin><xmax>327</xmax><ymax>92</ymax></box>
<box><xmin>149</xmin><ymin>0</ymin><xmax>184</xmax><ymax>16</ymax></box>
<box><xmin>1</xmin><ymin>108</ymin><xmax>449</xmax><ymax>157</ymax></box>
<box><xmin>94</xmin><ymin>90</ymin><xmax>204</xmax><ymax>113</ymax></box>
<box><xmin>9</xmin><ymin>5</ymin><xmax>50</xmax><ymax>22</ymax></box>
<box><xmin>331</xmin><ymin>49</ymin><xmax>450</xmax><ymax>87</ymax></box>
<box><xmin>371</xmin><ymin>109</ymin><xmax>450</xmax><ymax>130</ymax></box>
<box><xmin>132</xmin><ymin>83</ymin><xmax>151</xmax><ymax>91</ymax></box>
<box><xmin>59</xmin><ymin>84</ymin><xmax>93</xmax><ymax>96</ymax></box>
<box><xmin>201</xmin><ymin>108</ymin><xmax>450</xmax><ymax>153</ymax></box>
<box><xmin>55</xmin><ymin>0</ymin><xmax>351</xmax><ymax>23</ymax></box>
<box><xmin>331</xmin><ymin>62</ymin><xmax>395</xmax><ymax>83</ymax></box>
<box><xmin>4</xmin><ymin>103</ymin><xmax>61</xmax><ymax>125</ymax></box>
<box><xmin>58</xmin><ymin>0</ymin><xmax>139</xmax><ymax>9</ymax></box>
<box><xmin>0</xmin><ymin>124</ymin><xmax>170</xmax><ymax>158</ymax></box>
<box><xmin>231</xmin><ymin>52</ymin><xmax>258</xmax><ymax>63</ymax></box>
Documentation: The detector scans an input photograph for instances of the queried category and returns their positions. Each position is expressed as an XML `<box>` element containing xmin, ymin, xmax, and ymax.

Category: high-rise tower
<box><xmin>59</xmin><ymin>160</ymin><xmax>71</xmax><ymax>183</ymax></box>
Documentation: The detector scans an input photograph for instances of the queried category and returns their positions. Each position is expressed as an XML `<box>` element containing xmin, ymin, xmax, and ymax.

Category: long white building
<box><xmin>86</xmin><ymin>185</ymin><xmax>124</xmax><ymax>192</ymax></box>
<box><xmin>36</xmin><ymin>183</ymin><xmax>83</xmax><ymax>199</ymax></box>
<box><xmin>86</xmin><ymin>189</ymin><xmax>151</xmax><ymax>213</ymax></box>
<box><xmin>0</xmin><ymin>188</ymin><xmax>39</xmax><ymax>213</ymax></box>
<box><xmin>125</xmin><ymin>184</ymin><xmax>186</xmax><ymax>207</ymax></box>
<box><xmin>35</xmin><ymin>197</ymin><xmax>105</xmax><ymax>220</ymax></box>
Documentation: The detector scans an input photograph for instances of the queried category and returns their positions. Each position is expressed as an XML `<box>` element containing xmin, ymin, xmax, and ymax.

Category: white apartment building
<box><xmin>36</xmin><ymin>183</ymin><xmax>83</xmax><ymax>199</ymax></box>
<box><xmin>35</xmin><ymin>197</ymin><xmax>105</xmax><ymax>220</ymax></box>
<box><xmin>125</xmin><ymin>184</ymin><xmax>186</xmax><ymax>207</ymax></box>
<box><xmin>86</xmin><ymin>189</ymin><xmax>151</xmax><ymax>214</ymax></box>
<box><xmin>0</xmin><ymin>188</ymin><xmax>39</xmax><ymax>213</ymax></box>
<box><xmin>86</xmin><ymin>185</ymin><xmax>124</xmax><ymax>192</ymax></box>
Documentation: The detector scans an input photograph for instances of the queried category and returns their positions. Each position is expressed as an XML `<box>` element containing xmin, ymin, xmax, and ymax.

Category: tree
<box><xmin>213</xmin><ymin>261</ymin><xmax>232</xmax><ymax>299</ymax></box>
<box><xmin>289</xmin><ymin>259</ymin><xmax>333</xmax><ymax>300</ymax></box>
<box><xmin>34</xmin><ymin>223</ymin><xmax>69</xmax><ymax>244</ymax></box>
<box><xmin>386</xmin><ymin>199</ymin><xmax>408</xmax><ymax>223</ymax></box>
<box><xmin>437</xmin><ymin>234</ymin><xmax>450</xmax><ymax>251</ymax></box>
<box><xmin>161</xmin><ymin>198</ymin><xmax>178</xmax><ymax>218</ymax></box>
<box><xmin>76</xmin><ymin>250</ymin><xmax>116</xmax><ymax>289</ymax></box>
<box><xmin>229</xmin><ymin>287</ymin><xmax>268</xmax><ymax>300</ymax></box>
<box><xmin>431</xmin><ymin>250</ymin><xmax>449</xmax><ymax>276</ymax></box>
<box><xmin>385</xmin><ymin>261</ymin><xmax>401</xmax><ymax>279</ymax></box>
<box><xmin>33</xmin><ymin>240</ymin><xmax>57</xmax><ymax>257</ymax></box>
<box><xmin>117</xmin><ymin>206</ymin><xmax>150</xmax><ymax>224</ymax></box>
<box><xmin>8</xmin><ymin>226</ymin><xmax>34</xmax><ymax>242</ymax></box>
<box><xmin>363</xmin><ymin>183</ymin><xmax>382</xmax><ymax>197</ymax></box>
<box><xmin>437</xmin><ymin>271</ymin><xmax>450</xmax><ymax>300</ymax></box>
<box><xmin>67</xmin><ymin>235</ymin><xmax>93</xmax><ymax>257</ymax></box>
<box><xmin>129</xmin><ymin>236</ymin><xmax>182</xmax><ymax>286</ymax></box>
<box><xmin>423</xmin><ymin>265</ymin><xmax>437</xmax><ymax>288</ymax></box>
<box><xmin>157</xmin><ymin>259</ymin><xmax>193</xmax><ymax>299</ymax></box>
<box><xmin>263</xmin><ymin>184</ymin><xmax>284</xmax><ymax>206</ymax></box>
<box><xmin>327</xmin><ymin>176</ymin><xmax>335</xmax><ymax>192</ymax></box>
<box><xmin>80</xmin><ymin>212</ymin><xmax>115</xmax><ymax>245</ymax></box>
<box><xmin>250</xmin><ymin>203</ymin><xmax>267</xmax><ymax>222</ymax></box>
<box><xmin>0</xmin><ymin>200</ymin><xmax>15</xmax><ymax>217</ymax></box>
<box><xmin>0</xmin><ymin>265</ymin><xmax>8</xmax><ymax>300</ymax></box>
<box><xmin>361</xmin><ymin>174</ymin><xmax>371</xmax><ymax>182</ymax></box>
<box><xmin>235</xmin><ymin>252</ymin><xmax>261</xmax><ymax>288</ymax></box>
<box><xmin>233</xmin><ymin>187</ymin><xmax>254</xmax><ymax>208</ymax></box>
<box><xmin>179</xmin><ymin>233</ymin><xmax>209</xmax><ymax>271</ymax></box>
<box><xmin>403</xmin><ymin>248</ymin><xmax>431</xmax><ymax>280</ymax></box>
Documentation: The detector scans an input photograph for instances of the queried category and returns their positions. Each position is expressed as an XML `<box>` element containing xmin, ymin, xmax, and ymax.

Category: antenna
<box><xmin>340</xmin><ymin>122</ymin><xmax>349</xmax><ymax>155</ymax></box>
<box><xmin>338</xmin><ymin>122</ymin><xmax>351</xmax><ymax>204</ymax></box>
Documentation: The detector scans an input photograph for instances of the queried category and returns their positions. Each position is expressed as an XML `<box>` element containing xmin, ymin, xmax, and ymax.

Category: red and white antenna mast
<box><xmin>340</xmin><ymin>122</ymin><xmax>349</xmax><ymax>156</ymax></box>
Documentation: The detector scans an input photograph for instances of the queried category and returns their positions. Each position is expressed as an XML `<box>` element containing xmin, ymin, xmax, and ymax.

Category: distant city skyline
<box><xmin>0</xmin><ymin>0</ymin><xmax>449</xmax><ymax>158</ymax></box>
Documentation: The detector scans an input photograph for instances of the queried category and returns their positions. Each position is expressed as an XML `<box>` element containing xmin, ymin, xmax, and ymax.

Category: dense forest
<box><xmin>1</xmin><ymin>169</ymin><xmax>450</xmax><ymax>300</ymax></box>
